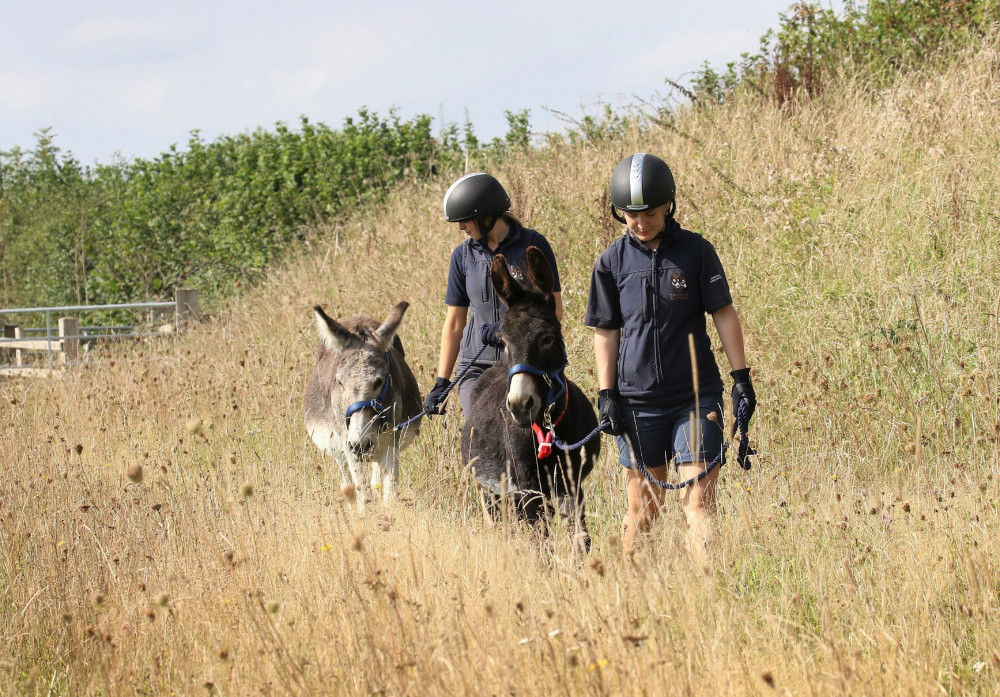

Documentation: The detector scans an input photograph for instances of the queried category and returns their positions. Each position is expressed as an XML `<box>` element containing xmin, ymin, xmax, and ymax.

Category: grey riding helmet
<box><xmin>609</xmin><ymin>153</ymin><xmax>676</xmax><ymax>223</ymax></box>
<box><xmin>442</xmin><ymin>172</ymin><xmax>511</xmax><ymax>234</ymax></box>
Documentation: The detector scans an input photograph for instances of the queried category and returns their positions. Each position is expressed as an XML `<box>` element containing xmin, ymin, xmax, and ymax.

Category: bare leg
<box><xmin>621</xmin><ymin>467</ymin><xmax>667</xmax><ymax>558</ymax></box>
<box><xmin>677</xmin><ymin>461</ymin><xmax>720</xmax><ymax>570</ymax></box>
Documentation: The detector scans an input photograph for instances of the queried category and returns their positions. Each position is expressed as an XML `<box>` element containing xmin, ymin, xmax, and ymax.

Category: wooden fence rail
<box><xmin>0</xmin><ymin>288</ymin><xmax>199</xmax><ymax>377</ymax></box>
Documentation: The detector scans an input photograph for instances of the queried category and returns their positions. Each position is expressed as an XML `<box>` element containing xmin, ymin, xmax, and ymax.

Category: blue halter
<box><xmin>506</xmin><ymin>358</ymin><xmax>567</xmax><ymax>426</ymax></box>
<box><xmin>344</xmin><ymin>353</ymin><xmax>393</xmax><ymax>433</ymax></box>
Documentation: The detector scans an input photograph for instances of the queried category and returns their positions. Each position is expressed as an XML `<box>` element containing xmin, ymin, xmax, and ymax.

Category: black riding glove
<box><xmin>480</xmin><ymin>322</ymin><xmax>502</xmax><ymax>348</ymax></box>
<box><xmin>597</xmin><ymin>388</ymin><xmax>622</xmax><ymax>436</ymax></box>
<box><xmin>423</xmin><ymin>377</ymin><xmax>451</xmax><ymax>415</ymax></box>
<box><xmin>730</xmin><ymin>368</ymin><xmax>756</xmax><ymax>426</ymax></box>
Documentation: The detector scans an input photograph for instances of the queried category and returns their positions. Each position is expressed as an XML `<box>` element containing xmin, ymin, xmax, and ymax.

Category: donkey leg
<box><xmin>379</xmin><ymin>444</ymin><xmax>400</xmax><ymax>502</ymax></box>
<box><xmin>341</xmin><ymin>454</ymin><xmax>367</xmax><ymax>511</ymax></box>
<box><xmin>559</xmin><ymin>495</ymin><xmax>591</xmax><ymax>554</ymax></box>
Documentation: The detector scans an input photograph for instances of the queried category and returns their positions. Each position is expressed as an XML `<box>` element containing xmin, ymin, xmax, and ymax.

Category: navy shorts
<box><xmin>614</xmin><ymin>394</ymin><xmax>725</xmax><ymax>469</ymax></box>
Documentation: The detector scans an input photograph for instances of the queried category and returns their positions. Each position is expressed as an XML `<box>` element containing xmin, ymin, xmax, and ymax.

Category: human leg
<box><xmin>673</xmin><ymin>396</ymin><xmax>725</xmax><ymax>565</ymax></box>
<box><xmin>621</xmin><ymin>467</ymin><xmax>667</xmax><ymax>557</ymax></box>
<box><xmin>456</xmin><ymin>362</ymin><xmax>487</xmax><ymax>418</ymax></box>
<box><xmin>677</xmin><ymin>461</ymin><xmax>720</xmax><ymax>565</ymax></box>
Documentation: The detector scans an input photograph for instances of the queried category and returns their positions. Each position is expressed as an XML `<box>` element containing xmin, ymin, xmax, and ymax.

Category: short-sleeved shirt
<box><xmin>445</xmin><ymin>221</ymin><xmax>561</xmax><ymax>366</ymax></box>
<box><xmin>584</xmin><ymin>220</ymin><xmax>732</xmax><ymax>406</ymax></box>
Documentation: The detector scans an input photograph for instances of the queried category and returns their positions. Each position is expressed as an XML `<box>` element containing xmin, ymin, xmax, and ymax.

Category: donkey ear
<box><xmin>314</xmin><ymin>305</ymin><xmax>353</xmax><ymax>353</ymax></box>
<box><xmin>491</xmin><ymin>254</ymin><xmax>524</xmax><ymax>306</ymax></box>
<box><xmin>525</xmin><ymin>246</ymin><xmax>555</xmax><ymax>298</ymax></box>
<box><xmin>375</xmin><ymin>301</ymin><xmax>409</xmax><ymax>351</ymax></box>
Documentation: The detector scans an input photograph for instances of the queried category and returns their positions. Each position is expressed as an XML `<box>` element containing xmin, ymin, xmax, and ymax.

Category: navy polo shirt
<box><xmin>445</xmin><ymin>221</ymin><xmax>561</xmax><ymax>365</ymax></box>
<box><xmin>584</xmin><ymin>220</ymin><xmax>732</xmax><ymax>405</ymax></box>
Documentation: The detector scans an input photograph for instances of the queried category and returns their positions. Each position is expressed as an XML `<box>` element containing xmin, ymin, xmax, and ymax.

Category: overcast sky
<box><xmin>1</xmin><ymin>0</ymin><xmax>837</xmax><ymax>166</ymax></box>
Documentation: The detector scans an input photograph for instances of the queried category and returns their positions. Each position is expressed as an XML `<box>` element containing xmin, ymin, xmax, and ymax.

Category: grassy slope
<box><xmin>2</xmin><ymin>38</ymin><xmax>999</xmax><ymax>696</ymax></box>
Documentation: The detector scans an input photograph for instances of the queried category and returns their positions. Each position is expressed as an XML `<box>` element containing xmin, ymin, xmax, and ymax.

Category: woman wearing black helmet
<box><xmin>423</xmin><ymin>172</ymin><xmax>563</xmax><ymax>418</ymax></box>
<box><xmin>584</xmin><ymin>153</ymin><xmax>756</xmax><ymax>561</ymax></box>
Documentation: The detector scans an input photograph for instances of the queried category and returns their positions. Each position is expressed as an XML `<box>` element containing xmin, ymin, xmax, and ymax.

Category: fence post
<box><xmin>59</xmin><ymin>317</ymin><xmax>79</xmax><ymax>364</ymax></box>
<box><xmin>2</xmin><ymin>325</ymin><xmax>14</xmax><ymax>366</ymax></box>
<box><xmin>13</xmin><ymin>327</ymin><xmax>24</xmax><ymax>366</ymax></box>
<box><xmin>175</xmin><ymin>288</ymin><xmax>200</xmax><ymax>327</ymax></box>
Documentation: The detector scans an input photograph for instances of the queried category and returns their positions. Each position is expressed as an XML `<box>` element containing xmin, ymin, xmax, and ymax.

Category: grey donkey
<box><xmin>305</xmin><ymin>302</ymin><xmax>422</xmax><ymax>509</ymax></box>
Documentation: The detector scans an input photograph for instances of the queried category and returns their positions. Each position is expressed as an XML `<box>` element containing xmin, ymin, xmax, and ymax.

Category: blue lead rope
<box><xmin>552</xmin><ymin>398</ymin><xmax>753</xmax><ymax>490</ymax></box>
<box><xmin>625</xmin><ymin>398</ymin><xmax>754</xmax><ymax>490</ymax></box>
<box><xmin>391</xmin><ymin>340</ymin><xmax>491</xmax><ymax>433</ymax></box>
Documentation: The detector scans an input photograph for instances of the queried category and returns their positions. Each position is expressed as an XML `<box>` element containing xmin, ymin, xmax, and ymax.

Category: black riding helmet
<box><xmin>443</xmin><ymin>172</ymin><xmax>511</xmax><ymax>235</ymax></box>
<box><xmin>609</xmin><ymin>153</ymin><xmax>676</xmax><ymax>224</ymax></box>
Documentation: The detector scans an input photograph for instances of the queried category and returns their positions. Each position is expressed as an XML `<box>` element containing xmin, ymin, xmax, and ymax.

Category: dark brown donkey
<box><xmin>461</xmin><ymin>247</ymin><xmax>600</xmax><ymax>549</ymax></box>
<box><xmin>305</xmin><ymin>302</ymin><xmax>421</xmax><ymax>509</ymax></box>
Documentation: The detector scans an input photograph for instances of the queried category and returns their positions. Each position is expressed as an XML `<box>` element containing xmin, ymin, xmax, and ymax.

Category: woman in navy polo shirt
<box><xmin>584</xmin><ymin>153</ymin><xmax>756</xmax><ymax>560</ymax></box>
<box><xmin>423</xmin><ymin>172</ymin><xmax>563</xmax><ymax>418</ymax></box>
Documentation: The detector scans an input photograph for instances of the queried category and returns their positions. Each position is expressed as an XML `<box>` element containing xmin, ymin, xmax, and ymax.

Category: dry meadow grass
<box><xmin>2</xmin><ymin>40</ymin><xmax>1000</xmax><ymax>696</ymax></box>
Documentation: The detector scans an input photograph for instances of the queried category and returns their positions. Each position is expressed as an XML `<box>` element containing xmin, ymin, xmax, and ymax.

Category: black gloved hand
<box><xmin>597</xmin><ymin>388</ymin><xmax>622</xmax><ymax>436</ymax></box>
<box><xmin>480</xmin><ymin>322</ymin><xmax>502</xmax><ymax>348</ymax></box>
<box><xmin>423</xmin><ymin>377</ymin><xmax>451</xmax><ymax>415</ymax></box>
<box><xmin>730</xmin><ymin>368</ymin><xmax>756</xmax><ymax>427</ymax></box>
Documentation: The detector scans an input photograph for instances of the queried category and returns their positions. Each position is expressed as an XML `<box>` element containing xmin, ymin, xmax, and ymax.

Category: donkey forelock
<box><xmin>314</xmin><ymin>302</ymin><xmax>408</xmax><ymax>356</ymax></box>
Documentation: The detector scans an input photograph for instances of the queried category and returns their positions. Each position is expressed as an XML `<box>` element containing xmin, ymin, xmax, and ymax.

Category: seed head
<box><xmin>127</xmin><ymin>464</ymin><xmax>143</xmax><ymax>483</ymax></box>
<box><xmin>240</xmin><ymin>483</ymin><xmax>254</xmax><ymax>498</ymax></box>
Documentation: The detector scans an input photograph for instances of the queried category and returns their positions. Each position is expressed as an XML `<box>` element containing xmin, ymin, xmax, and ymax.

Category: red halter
<box><xmin>530</xmin><ymin>385</ymin><xmax>569</xmax><ymax>459</ymax></box>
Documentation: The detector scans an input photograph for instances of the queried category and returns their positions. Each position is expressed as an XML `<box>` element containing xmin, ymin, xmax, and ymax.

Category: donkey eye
<box><xmin>372</xmin><ymin>377</ymin><xmax>383</xmax><ymax>390</ymax></box>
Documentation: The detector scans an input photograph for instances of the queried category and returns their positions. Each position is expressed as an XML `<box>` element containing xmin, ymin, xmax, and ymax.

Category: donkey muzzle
<box><xmin>507</xmin><ymin>374</ymin><xmax>540</xmax><ymax>427</ymax></box>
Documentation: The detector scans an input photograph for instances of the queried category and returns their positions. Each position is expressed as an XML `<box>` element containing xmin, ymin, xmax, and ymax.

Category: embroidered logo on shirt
<box><xmin>709</xmin><ymin>274</ymin><xmax>723</xmax><ymax>284</ymax></box>
<box><xmin>668</xmin><ymin>270</ymin><xmax>690</xmax><ymax>300</ymax></box>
